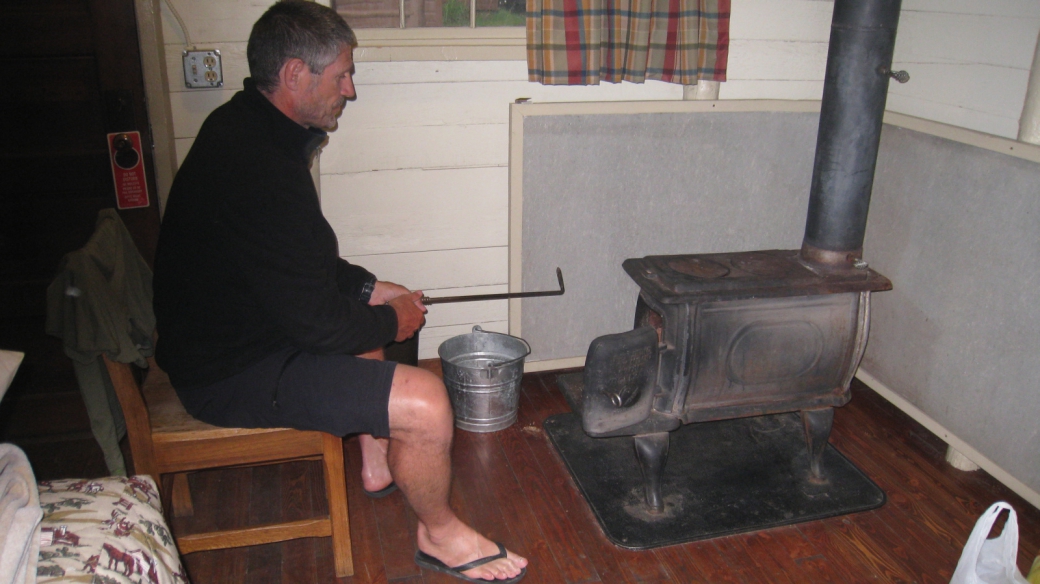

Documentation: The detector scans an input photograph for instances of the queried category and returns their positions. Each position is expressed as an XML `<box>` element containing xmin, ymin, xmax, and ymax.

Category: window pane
<box><xmin>413</xmin><ymin>0</ymin><xmax>446</xmax><ymax>27</ymax></box>
<box><xmin>335</xmin><ymin>0</ymin><xmax>525</xmax><ymax>28</ymax></box>
<box><xmin>334</xmin><ymin>0</ymin><xmax>400</xmax><ymax>28</ymax></box>
<box><xmin>476</xmin><ymin>0</ymin><xmax>524</xmax><ymax>26</ymax></box>
<box><xmin>335</xmin><ymin>0</ymin><xmax>466</xmax><ymax>27</ymax></box>
<box><xmin>441</xmin><ymin>0</ymin><xmax>469</xmax><ymax>27</ymax></box>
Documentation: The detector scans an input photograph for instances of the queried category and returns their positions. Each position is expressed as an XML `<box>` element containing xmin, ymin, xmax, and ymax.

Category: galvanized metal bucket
<box><xmin>438</xmin><ymin>326</ymin><xmax>531</xmax><ymax>432</ymax></box>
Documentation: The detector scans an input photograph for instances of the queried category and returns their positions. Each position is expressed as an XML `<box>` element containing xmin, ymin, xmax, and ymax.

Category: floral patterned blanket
<box><xmin>36</xmin><ymin>476</ymin><xmax>187</xmax><ymax>584</ymax></box>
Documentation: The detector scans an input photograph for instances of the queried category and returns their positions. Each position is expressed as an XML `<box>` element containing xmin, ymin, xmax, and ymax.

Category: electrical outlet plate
<box><xmin>183</xmin><ymin>49</ymin><xmax>223</xmax><ymax>89</ymax></box>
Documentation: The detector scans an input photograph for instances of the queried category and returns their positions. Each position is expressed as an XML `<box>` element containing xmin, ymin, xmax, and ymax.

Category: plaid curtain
<box><xmin>527</xmin><ymin>0</ymin><xmax>729</xmax><ymax>85</ymax></box>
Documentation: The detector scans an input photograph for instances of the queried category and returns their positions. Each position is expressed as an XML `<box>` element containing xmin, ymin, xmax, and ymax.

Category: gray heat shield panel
<box><xmin>863</xmin><ymin>125</ymin><xmax>1040</xmax><ymax>497</ymax></box>
<box><xmin>519</xmin><ymin>111</ymin><xmax>819</xmax><ymax>363</ymax></box>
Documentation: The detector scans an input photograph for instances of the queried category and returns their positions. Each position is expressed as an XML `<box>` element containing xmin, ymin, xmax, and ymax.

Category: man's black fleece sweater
<box><xmin>153</xmin><ymin>78</ymin><xmax>398</xmax><ymax>389</ymax></box>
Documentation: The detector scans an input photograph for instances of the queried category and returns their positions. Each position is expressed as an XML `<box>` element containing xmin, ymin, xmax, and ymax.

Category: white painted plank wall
<box><xmin>323</xmin><ymin>67</ymin><xmax>683</xmax><ymax>357</ymax></box>
<box><xmin>721</xmin><ymin>0</ymin><xmax>830</xmax><ymax>100</ymax></box>
<box><xmin>888</xmin><ymin>0</ymin><xmax>1040</xmax><ymax>138</ymax></box>
<box><xmin>158</xmin><ymin>0</ymin><xmax>1038</xmax><ymax>356</ymax></box>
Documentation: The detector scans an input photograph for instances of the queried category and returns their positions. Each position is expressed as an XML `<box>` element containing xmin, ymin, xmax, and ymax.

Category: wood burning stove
<box><xmin>577</xmin><ymin>0</ymin><xmax>905</xmax><ymax>513</ymax></box>
<box><xmin>581</xmin><ymin>250</ymin><xmax>890</xmax><ymax>511</ymax></box>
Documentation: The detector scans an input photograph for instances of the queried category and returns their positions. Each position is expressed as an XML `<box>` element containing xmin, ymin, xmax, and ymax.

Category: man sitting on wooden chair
<box><xmin>152</xmin><ymin>2</ymin><xmax>527</xmax><ymax>582</ymax></box>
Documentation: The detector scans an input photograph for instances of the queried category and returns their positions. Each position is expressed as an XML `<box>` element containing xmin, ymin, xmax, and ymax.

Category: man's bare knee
<box><xmin>388</xmin><ymin>366</ymin><xmax>453</xmax><ymax>440</ymax></box>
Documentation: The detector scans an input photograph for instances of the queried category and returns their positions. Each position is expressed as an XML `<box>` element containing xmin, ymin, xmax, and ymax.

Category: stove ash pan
<box><xmin>580</xmin><ymin>250</ymin><xmax>891</xmax><ymax>512</ymax></box>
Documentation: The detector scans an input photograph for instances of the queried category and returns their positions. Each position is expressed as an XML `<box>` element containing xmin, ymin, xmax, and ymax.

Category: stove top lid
<box><xmin>623</xmin><ymin>249</ymin><xmax>892</xmax><ymax>303</ymax></box>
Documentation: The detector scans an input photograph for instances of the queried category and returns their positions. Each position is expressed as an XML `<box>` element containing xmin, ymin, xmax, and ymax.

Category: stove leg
<box><xmin>633</xmin><ymin>432</ymin><xmax>670</xmax><ymax>513</ymax></box>
<box><xmin>801</xmin><ymin>408</ymin><xmax>834</xmax><ymax>483</ymax></box>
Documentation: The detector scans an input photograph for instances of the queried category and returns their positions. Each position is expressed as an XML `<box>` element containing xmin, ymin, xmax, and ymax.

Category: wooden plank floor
<box><xmin>162</xmin><ymin>364</ymin><xmax>1040</xmax><ymax>584</ymax></box>
<box><xmin>6</xmin><ymin>347</ymin><xmax>1038</xmax><ymax>583</ymax></box>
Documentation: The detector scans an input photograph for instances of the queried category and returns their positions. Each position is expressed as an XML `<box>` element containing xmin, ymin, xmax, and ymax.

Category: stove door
<box><xmin>581</xmin><ymin>326</ymin><xmax>660</xmax><ymax>437</ymax></box>
<box><xmin>682</xmin><ymin>292</ymin><xmax>860</xmax><ymax>422</ymax></box>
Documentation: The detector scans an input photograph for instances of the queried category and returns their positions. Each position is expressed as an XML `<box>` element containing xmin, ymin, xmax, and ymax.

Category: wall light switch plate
<box><xmin>183</xmin><ymin>49</ymin><xmax>223</xmax><ymax>89</ymax></box>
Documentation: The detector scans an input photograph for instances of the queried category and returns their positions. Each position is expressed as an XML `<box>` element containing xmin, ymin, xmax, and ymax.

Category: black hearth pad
<box><xmin>544</xmin><ymin>392</ymin><xmax>885</xmax><ymax>549</ymax></box>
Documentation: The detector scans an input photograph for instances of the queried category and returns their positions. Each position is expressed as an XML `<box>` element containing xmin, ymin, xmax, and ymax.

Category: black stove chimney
<box><xmin>801</xmin><ymin>0</ymin><xmax>905</xmax><ymax>268</ymax></box>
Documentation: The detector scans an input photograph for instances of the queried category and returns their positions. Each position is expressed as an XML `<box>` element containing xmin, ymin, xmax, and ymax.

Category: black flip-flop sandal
<box><xmin>414</xmin><ymin>542</ymin><xmax>526</xmax><ymax>583</ymax></box>
<box><xmin>363</xmin><ymin>482</ymin><xmax>397</xmax><ymax>498</ymax></box>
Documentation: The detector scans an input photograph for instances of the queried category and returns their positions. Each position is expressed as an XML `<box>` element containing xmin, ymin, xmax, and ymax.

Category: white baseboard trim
<box><xmin>855</xmin><ymin>368</ymin><xmax>1039</xmax><ymax>510</ymax></box>
<box><xmin>525</xmin><ymin>356</ymin><xmax>585</xmax><ymax>373</ymax></box>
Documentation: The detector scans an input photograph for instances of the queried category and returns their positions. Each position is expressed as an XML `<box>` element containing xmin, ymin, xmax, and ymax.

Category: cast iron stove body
<box><xmin>580</xmin><ymin>251</ymin><xmax>890</xmax><ymax>511</ymax></box>
<box><xmin>578</xmin><ymin>0</ymin><xmax>903</xmax><ymax>513</ymax></box>
<box><xmin>627</xmin><ymin>250</ymin><xmax>890</xmax><ymax>424</ymax></box>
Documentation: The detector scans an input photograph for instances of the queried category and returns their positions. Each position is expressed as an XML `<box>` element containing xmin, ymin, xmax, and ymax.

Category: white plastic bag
<box><xmin>951</xmin><ymin>501</ymin><xmax>1030</xmax><ymax>584</ymax></box>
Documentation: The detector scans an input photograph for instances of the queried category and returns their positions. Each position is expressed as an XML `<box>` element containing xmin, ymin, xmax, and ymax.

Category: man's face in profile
<box><xmin>298</xmin><ymin>47</ymin><xmax>356</xmax><ymax>131</ymax></box>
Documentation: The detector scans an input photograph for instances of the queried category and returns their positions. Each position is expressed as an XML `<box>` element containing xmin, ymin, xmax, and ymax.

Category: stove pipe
<box><xmin>801</xmin><ymin>0</ymin><xmax>903</xmax><ymax>268</ymax></box>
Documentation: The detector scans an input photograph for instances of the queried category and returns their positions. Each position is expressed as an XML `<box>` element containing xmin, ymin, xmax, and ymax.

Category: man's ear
<box><xmin>279</xmin><ymin>58</ymin><xmax>308</xmax><ymax>92</ymax></box>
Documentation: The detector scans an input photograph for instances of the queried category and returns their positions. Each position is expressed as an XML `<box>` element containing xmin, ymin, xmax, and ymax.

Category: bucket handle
<box><xmin>472</xmin><ymin>325</ymin><xmax>531</xmax><ymax>377</ymax></box>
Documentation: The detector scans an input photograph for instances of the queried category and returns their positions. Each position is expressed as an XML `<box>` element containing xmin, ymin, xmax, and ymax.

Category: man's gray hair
<box><xmin>248</xmin><ymin>0</ymin><xmax>357</xmax><ymax>93</ymax></box>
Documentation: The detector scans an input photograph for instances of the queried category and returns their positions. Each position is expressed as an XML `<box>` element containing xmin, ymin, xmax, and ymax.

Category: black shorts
<box><xmin>175</xmin><ymin>346</ymin><xmax>396</xmax><ymax>438</ymax></box>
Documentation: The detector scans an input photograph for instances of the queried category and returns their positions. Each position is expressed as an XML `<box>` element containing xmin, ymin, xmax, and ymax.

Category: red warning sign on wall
<box><xmin>107</xmin><ymin>131</ymin><xmax>150</xmax><ymax>210</ymax></box>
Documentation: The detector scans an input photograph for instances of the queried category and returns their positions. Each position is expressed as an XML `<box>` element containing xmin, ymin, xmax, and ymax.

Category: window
<box><xmin>333</xmin><ymin>0</ymin><xmax>524</xmax><ymax>28</ymax></box>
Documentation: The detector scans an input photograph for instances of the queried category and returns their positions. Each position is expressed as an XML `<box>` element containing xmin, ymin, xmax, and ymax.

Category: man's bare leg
<box><xmin>358</xmin><ymin>435</ymin><xmax>393</xmax><ymax>493</ymax></box>
<box><xmin>388</xmin><ymin>364</ymin><xmax>527</xmax><ymax>581</ymax></box>
<box><xmin>356</xmin><ymin>348</ymin><xmax>394</xmax><ymax>493</ymax></box>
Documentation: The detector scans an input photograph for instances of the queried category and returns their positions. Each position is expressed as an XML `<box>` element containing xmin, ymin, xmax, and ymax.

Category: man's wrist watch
<box><xmin>359</xmin><ymin>276</ymin><xmax>376</xmax><ymax>304</ymax></box>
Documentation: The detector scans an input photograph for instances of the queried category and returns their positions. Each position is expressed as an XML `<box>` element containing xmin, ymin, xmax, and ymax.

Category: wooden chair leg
<box><xmin>322</xmin><ymin>433</ymin><xmax>353</xmax><ymax>578</ymax></box>
<box><xmin>171</xmin><ymin>472</ymin><xmax>195</xmax><ymax>518</ymax></box>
